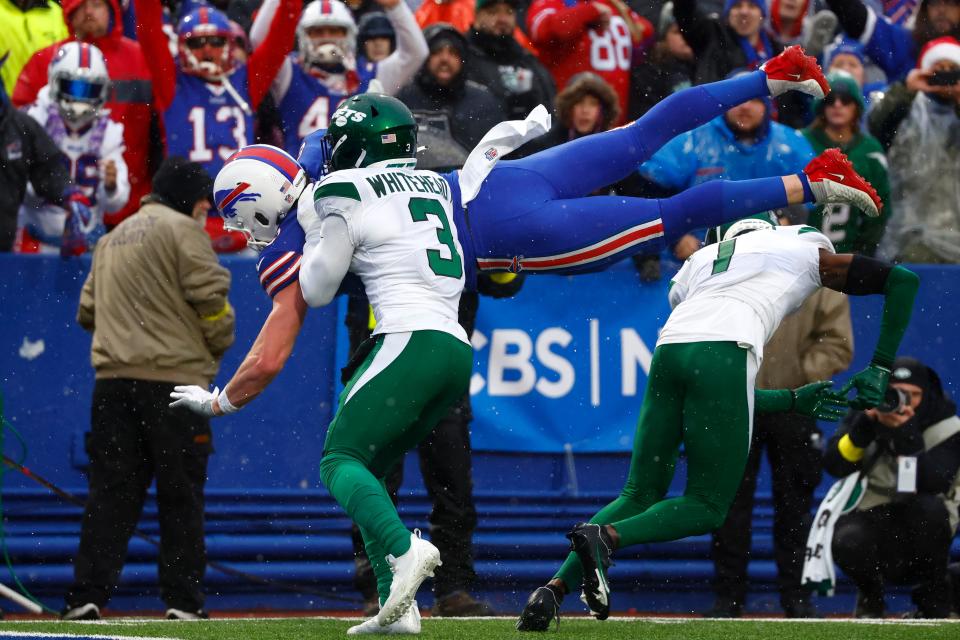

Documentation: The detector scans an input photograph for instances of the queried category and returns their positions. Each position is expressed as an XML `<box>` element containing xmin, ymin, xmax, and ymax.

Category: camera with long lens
<box><xmin>876</xmin><ymin>386</ymin><xmax>909</xmax><ymax>414</ymax></box>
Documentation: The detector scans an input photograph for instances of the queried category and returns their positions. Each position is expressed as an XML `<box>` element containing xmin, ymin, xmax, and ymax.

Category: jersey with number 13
<box><xmin>314</xmin><ymin>166</ymin><xmax>468</xmax><ymax>344</ymax></box>
<box><xmin>658</xmin><ymin>226</ymin><xmax>835</xmax><ymax>361</ymax></box>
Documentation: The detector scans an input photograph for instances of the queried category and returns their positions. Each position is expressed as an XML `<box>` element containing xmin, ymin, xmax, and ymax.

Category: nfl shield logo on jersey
<box><xmin>484</xmin><ymin>147</ymin><xmax>498</xmax><ymax>161</ymax></box>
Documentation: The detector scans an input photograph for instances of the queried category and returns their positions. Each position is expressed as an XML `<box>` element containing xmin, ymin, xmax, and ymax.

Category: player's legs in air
<box><xmin>516</xmin><ymin>343</ymin><xmax>756</xmax><ymax>631</ymax></box>
<box><xmin>319</xmin><ymin>331</ymin><xmax>472</xmax><ymax>631</ymax></box>
<box><xmin>468</xmin><ymin>47</ymin><xmax>871</xmax><ymax>274</ymax></box>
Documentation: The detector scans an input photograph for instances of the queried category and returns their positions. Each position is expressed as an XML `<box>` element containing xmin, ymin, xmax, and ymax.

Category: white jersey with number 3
<box><xmin>315</xmin><ymin>166</ymin><xmax>468</xmax><ymax>344</ymax></box>
<box><xmin>658</xmin><ymin>226</ymin><xmax>836</xmax><ymax>360</ymax></box>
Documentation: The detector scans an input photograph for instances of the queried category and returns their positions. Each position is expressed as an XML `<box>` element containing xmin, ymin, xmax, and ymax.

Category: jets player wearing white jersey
<box><xmin>19</xmin><ymin>42</ymin><xmax>128</xmax><ymax>253</ymax></box>
<box><xmin>517</xmin><ymin>211</ymin><xmax>921</xmax><ymax>630</ymax></box>
<box><xmin>295</xmin><ymin>95</ymin><xmax>469</xmax><ymax>634</ymax></box>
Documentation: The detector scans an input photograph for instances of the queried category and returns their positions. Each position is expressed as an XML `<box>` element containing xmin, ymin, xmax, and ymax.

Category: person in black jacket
<box><xmin>823</xmin><ymin>356</ymin><xmax>960</xmax><ymax>618</ymax></box>
<box><xmin>464</xmin><ymin>0</ymin><xmax>556</xmax><ymax>121</ymax></box>
<box><xmin>0</xmin><ymin>74</ymin><xmax>74</xmax><ymax>251</ymax></box>
<box><xmin>397</xmin><ymin>22</ymin><xmax>508</xmax><ymax>150</ymax></box>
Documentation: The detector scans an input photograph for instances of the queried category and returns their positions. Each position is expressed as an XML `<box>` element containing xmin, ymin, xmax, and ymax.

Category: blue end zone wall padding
<box><xmin>1</xmin><ymin>254</ymin><xmax>958</xmax><ymax>614</ymax></box>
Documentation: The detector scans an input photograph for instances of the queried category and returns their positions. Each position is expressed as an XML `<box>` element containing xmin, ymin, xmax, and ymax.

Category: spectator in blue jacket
<box><xmin>824</xmin><ymin>0</ymin><xmax>960</xmax><ymax>81</ymax></box>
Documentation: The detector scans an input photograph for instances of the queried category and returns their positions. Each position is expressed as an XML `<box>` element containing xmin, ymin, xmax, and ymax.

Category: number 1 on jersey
<box><xmin>712</xmin><ymin>238</ymin><xmax>737</xmax><ymax>274</ymax></box>
<box><xmin>408</xmin><ymin>197</ymin><xmax>463</xmax><ymax>279</ymax></box>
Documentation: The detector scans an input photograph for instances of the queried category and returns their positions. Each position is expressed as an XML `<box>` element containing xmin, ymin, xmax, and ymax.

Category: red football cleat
<box><xmin>804</xmin><ymin>148</ymin><xmax>883</xmax><ymax>218</ymax></box>
<box><xmin>761</xmin><ymin>45</ymin><xmax>830</xmax><ymax>98</ymax></box>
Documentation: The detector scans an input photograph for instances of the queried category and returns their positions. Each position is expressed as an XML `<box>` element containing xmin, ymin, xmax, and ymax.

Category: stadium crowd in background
<box><xmin>2</xmin><ymin>0</ymin><xmax>959</xmax><ymax>622</ymax></box>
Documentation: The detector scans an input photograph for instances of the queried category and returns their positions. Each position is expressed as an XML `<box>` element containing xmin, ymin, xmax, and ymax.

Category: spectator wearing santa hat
<box><xmin>870</xmin><ymin>36</ymin><xmax>960</xmax><ymax>263</ymax></box>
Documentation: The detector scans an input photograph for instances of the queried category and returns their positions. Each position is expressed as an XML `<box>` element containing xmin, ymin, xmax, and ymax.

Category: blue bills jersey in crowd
<box><xmin>165</xmin><ymin>67</ymin><xmax>254</xmax><ymax>178</ymax></box>
<box><xmin>277</xmin><ymin>56</ymin><xmax>376</xmax><ymax>156</ymax></box>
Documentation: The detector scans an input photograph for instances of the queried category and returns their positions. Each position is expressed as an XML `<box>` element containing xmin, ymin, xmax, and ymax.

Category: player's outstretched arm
<box><xmin>299</xmin><ymin>210</ymin><xmax>355</xmax><ymax>308</ymax></box>
<box><xmin>169</xmin><ymin>283</ymin><xmax>308</xmax><ymax>417</ymax></box>
<box><xmin>819</xmin><ymin>250</ymin><xmax>921</xmax><ymax>409</ymax></box>
<box><xmin>755</xmin><ymin>381</ymin><xmax>848</xmax><ymax>421</ymax></box>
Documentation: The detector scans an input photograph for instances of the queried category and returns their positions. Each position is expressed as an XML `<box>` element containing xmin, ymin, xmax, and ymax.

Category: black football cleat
<box><xmin>516</xmin><ymin>585</ymin><xmax>562</xmax><ymax>632</ymax></box>
<box><xmin>567</xmin><ymin>522</ymin><xmax>614</xmax><ymax>620</ymax></box>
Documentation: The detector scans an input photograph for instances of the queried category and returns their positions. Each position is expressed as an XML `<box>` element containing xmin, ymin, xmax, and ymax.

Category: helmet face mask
<box><xmin>178</xmin><ymin>7</ymin><xmax>235</xmax><ymax>80</ymax></box>
<box><xmin>297</xmin><ymin>0</ymin><xmax>357</xmax><ymax>74</ymax></box>
<box><xmin>324</xmin><ymin>94</ymin><xmax>418</xmax><ymax>173</ymax></box>
<box><xmin>214</xmin><ymin>145</ymin><xmax>308</xmax><ymax>251</ymax></box>
<box><xmin>48</xmin><ymin>42</ymin><xmax>110</xmax><ymax>130</ymax></box>
<box><xmin>704</xmin><ymin>212</ymin><xmax>780</xmax><ymax>245</ymax></box>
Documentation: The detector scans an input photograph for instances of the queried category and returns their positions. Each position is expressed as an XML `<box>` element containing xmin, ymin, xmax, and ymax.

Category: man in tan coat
<box><xmin>708</xmin><ymin>286</ymin><xmax>854</xmax><ymax>618</ymax></box>
<box><xmin>64</xmin><ymin>157</ymin><xmax>235</xmax><ymax>621</ymax></box>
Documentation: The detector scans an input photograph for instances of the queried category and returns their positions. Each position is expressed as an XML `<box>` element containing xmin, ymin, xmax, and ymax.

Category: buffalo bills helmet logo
<box><xmin>215</xmin><ymin>182</ymin><xmax>261</xmax><ymax>218</ymax></box>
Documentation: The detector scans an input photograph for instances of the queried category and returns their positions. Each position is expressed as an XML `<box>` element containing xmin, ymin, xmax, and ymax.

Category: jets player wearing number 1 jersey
<box><xmin>516</xmin><ymin>212</ymin><xmax>921</xmax><ymax>631</ymax></box>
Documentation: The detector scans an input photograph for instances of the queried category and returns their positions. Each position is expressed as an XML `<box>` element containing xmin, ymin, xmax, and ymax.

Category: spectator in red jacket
<box><xmin>526</xmin><ymin>0</ymin><xmax>653</xmax><ymax>124</ymax></box>
<box><xmin>13</xmin><ymin>0</ymin><xmax>154</xmax><ymax>227</ymax></box>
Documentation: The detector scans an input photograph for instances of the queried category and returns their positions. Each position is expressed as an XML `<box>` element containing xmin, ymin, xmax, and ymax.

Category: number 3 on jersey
<box><xmin>408</xmin><ymin>197</ymin><xmax>463</xmax><ymax>279</ymax></box>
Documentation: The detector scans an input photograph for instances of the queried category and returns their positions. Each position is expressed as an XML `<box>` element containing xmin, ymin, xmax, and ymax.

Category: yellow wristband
<box><xmin>201</xmin><ymin>300</ymin><xmax>232</xmax><ymax>322</ymax></box>
<box><xmin>490</xmin><ymin>272</ymin><xmax>517</xmax><ymax>284</ymax></box>
<box><xmin>838</xmin><ymin>434</ymin><xmax>865</xmax><ymax>462</ymax></box>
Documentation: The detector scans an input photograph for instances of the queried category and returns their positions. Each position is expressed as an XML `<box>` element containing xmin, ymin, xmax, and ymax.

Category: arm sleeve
<box><xmin>178</xmin><ymin>226</ymin><xmax>236</xmax><ymax>357</ymax></box>
<box><xmin>11</xmin><ymin>51</ymin><xmax>50</xmax><ymax>107</ymax></box>
<box><xmin>299</xmin><ymin>212</ymin><xmax>355</xmax><ymax>307</ymax></box>
<box><xmin>247</xmin><ymin>0</ymin><xmax>302</xmax><ymax>109</ymax></box>
<box><xmin>802</xmin><ymin>291</ymin><xmax>854</xmax><ymax>383</ymax></box>
<box><xmin>872</xmin><ymin>265</ymin><xmax>920</xmax><ymax>368</ymax></box>
<box><xmin>96</xmin><ymin>123</ymin><xmax>130</xmax><ymax>214</ymax></box>
<box><xmin>133</xmin><ymin>0</ymin><xmax>177</xmax><ymax>111</ymax></box>
<box><xmin>527</xmin><ymin>0</ymin><xmax>600</xmax><ymax>44</ymax></box>
<box><xmin>672</xmin><ymin>0</ymin><xmax>715</xmax><ymax>56</ymax></box>
<box><xmin>249</xmin><ymin>0</ymin><xmax>278</xmax><ymax>48</ymax></box>
<box><xmin>374</xmin><ymin>2</ymin><xmax>430</xmax><ymax>95</ymax></box>
<box><xmin>857</xmin><ymin>9</ymin><xmax>917</xmax><ymax>80</ymax></box>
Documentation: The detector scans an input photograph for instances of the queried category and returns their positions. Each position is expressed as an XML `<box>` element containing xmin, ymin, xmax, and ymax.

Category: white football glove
<box><xmin>169</xmin><ymin>385</ymin><xmax>218</xmax><ymax>417</ymax></box>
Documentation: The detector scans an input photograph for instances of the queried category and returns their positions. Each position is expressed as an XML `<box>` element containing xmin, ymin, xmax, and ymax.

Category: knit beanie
<box><xmin>824</xmin><ymin>37</ymin><xmax>866</xmax><ymax>69</ymax></box>
<box><xmin>813</xmin><ymin>70</ymin><xmax>865</xmax><ymax>113</ymax></box>
<box><xmin>151</xmin><ymin>156</ymin><xmax>213</xmax><ymax>215</ymax></box>
<box><xmin>723</xmin><ymin>0</ymin><xmax>766</xmax><ymax>17</ymax></box>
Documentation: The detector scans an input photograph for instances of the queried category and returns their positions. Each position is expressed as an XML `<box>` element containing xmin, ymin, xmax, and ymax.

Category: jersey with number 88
<box><xmin>314</xmin><ymin>166</ymin><xmax>468</xmax><ymax>344</ymax></box>
<box><xmin>659</xmin><ymin>226</ymin><xmax>835</xmax><ymax>360</ymax></box>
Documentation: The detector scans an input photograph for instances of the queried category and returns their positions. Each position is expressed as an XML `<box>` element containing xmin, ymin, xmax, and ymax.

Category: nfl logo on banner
<box><xmin>484</xmin><ymin>147</ymin><xmax>498</xmax><ymax>161</ymax></box>
<box><xmin>381</xmin><ymin>133</ymin><xmax>397</xmax><ymax>143</ymax></box>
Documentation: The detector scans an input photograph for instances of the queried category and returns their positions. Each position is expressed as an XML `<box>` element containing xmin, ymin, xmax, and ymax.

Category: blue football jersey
<box><xmin>277</xmin><ymin>56</ymin><xmax>374</xmax><ymax>156</ymax></box>
<box><xmin>164</xmin><ymin>67</ymin><xmax>254</xmax><ymax>178</ymax></box>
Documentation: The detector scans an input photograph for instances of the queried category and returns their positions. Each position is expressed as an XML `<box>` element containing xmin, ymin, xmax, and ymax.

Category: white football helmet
<box><xmin>297</xmin><ymin>0</ymin><xmax>357</xmax><ymax>72</ymax></box>
<box><xmin>214</xmin><ymin>145</ymin><xmax>308</xmax><ymax>250</ymax></box>
<box><xmin>48</xmin><ymin>42</ymin><xmax>110</xmax><ymax>130</ymax></box>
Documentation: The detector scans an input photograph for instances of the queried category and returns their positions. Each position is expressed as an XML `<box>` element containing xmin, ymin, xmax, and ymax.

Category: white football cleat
<box><xmin>376</xmin><ymin>531</ymin><xmax>441</xmax><ymax>627</ymax></box>
<box><xmin>348</xmin><ymin>601</ymin><xmax>421</xmax><ymax>635</ymax></box>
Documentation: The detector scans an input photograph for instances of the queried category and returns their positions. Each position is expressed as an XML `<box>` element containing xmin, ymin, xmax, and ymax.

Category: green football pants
<box><xmin>554</xmin><ymin>341</ymin><xmax>756</xmax><ymax>592</ymax></box>
<box><xmin>319</xmin><ymin>330</ymin><xmax>472</xmax><ymax>603</ymax></box>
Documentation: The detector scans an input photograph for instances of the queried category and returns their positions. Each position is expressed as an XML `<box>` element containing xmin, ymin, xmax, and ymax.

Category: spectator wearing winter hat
<box><xmin>823</xmin><ymin>37</ymin><xmax>891</xmax><ymax>112</ymax></box>
<box><xmin>871</xmin><ymin>36</ymin><xmax>960</xmax><ymax>263</ymax></box>
<box><xmin>824</xmin><ymin>0</ymin><xmax>960</xmax><ymax>81</ymax></box>
<box><xmin>766</xmin><ymin>0</ymin><xmax>837</xmax><ymax>56</ymax></box>
<box><xmin>414</xmin><ymin>0</ymin><xmax>538</xmax><ymax>53</ymax></box>
<box><xmin>823</xmin><ymin>357</ymin><xmax>960</xmax><ymax>618</ymax></box>
<box><xmin>64</xmin><ymin>155</ymin><xmax>234</xmax><ymax>622</ymax></box>
<box><xmin>397</xmin><ymin>23</ymin><xmax>507</xmax><ymax>151</ymax></box>
<box><xmin>358</xmin><ymin>11</ymin><xmax>396</xmax><ymax>62</ymax></box>
<box><xmin>802</xmin><ymin>71</ymin><xmax>891</xmax><ymax>256</ymax></box>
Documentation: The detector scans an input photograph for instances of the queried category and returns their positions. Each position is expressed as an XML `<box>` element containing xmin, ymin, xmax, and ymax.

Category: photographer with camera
<box><xmin>820</xmin><ymin>357</ymin><xmax>960</xmax><ymax>618</ymax></box>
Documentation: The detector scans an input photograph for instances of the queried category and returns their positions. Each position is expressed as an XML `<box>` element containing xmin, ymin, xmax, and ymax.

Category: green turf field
<box><xmin>0</xmin><ymin>617</ymin><xmax>957</xmax><ymax>639</ymax></box>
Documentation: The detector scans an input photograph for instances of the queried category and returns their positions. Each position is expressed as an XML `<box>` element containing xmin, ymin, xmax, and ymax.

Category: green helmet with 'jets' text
<box><xmin>704</xmin><ymin>211</ymin><xmax>780</xmax><ymax>245</ymax></box>
<box><xmin>324</xmin><ymin>93</ymin><xmax>418</xmax><ymax>173</ymax></box>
